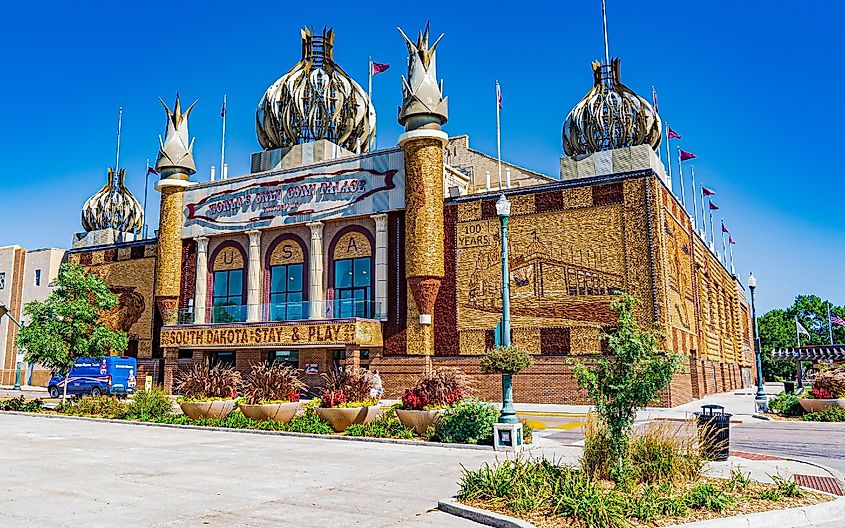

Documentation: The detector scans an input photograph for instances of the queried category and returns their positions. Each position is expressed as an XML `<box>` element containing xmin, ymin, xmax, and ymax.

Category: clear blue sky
<box><xmin>1</xmin><ymin>1</ymin><xmax>842</xmax><ymax>313</ymax></box>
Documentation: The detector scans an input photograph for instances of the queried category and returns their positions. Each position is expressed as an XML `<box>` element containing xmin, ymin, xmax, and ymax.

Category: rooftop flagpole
<box><xmin>601</xmin><ymin>0</ymin><xmax>610</xmax><ymax>67</ymax></box>
<box><xmin>496</xmin><ymin>80</ymin><xmax>503</xmax><ymax>190</ymax></box>
<box><xmin>368</xmin><ymin>57</ymin><xmax>374</xmax><ymax>150</ymax></box>
<box><xmin>220</xmin><ymin>94</ymin><xmax>227</xmax><ymax>180</ymax></box>
<box><xmin>115</xmin><ymin>107</ymin><xmax>123</xmax><ymax>172</ymax></box>
<box><xmin>691</xmin><ymin>166</ymin><xmax>699</xmax><ymax>235</ymax></box>
<box><xmin>829</xmin><ymin>302</ymin><xmax>835</xmax><ymax>345</ymax></box>
<box><xmin>676</xmin><ymin>147</ymin><xmax>687</xmax><ymax>209</ymax></box>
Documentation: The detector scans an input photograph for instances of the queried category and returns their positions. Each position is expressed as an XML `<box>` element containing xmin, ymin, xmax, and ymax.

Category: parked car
<box><xmin>48</xmin><ymin>357</ymin><xmax>137</xmax><ymax>398</ymax></box>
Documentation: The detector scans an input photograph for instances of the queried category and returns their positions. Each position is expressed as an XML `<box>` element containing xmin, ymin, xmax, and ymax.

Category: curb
<box><xmin>663</xmin><ymin>495</ymin><xmax>845</xmax><ymax>527</ymax></box>
<box><xmin>0</xmin><ymin>410</ymin><xmax>500</xmax><ymax>451</ymax></box>
<box><xmin>437</xmin><ymin>496</ymin><xmax>845</xmax><ymax>528</ymax></box>
<box><xmin>437</xmin><ymin>498</ymin><xmax>535</xmax><ymax>528</ymax></box>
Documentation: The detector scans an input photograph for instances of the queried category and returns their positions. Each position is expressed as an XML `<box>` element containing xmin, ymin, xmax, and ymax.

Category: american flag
<box><xmin>831</xmin><ymin>313</ymin><xmax>845</xmax><ymax>327</ymax></box>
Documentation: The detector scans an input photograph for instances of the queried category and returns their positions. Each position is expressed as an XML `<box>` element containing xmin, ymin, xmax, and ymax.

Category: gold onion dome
<box><xmin>81</xmin><ymin>167</ymin><xmax>144</xmax><ymax>233</ymax></box>
<box><xmin>562</xmin><ymin>58</ymin><xmax>661</xmax><ymax>156</ymax></box>
<box><xmin>256</xmin><ymin>27</ymin><xmax>375</xmax><ymax>152</ymax></box>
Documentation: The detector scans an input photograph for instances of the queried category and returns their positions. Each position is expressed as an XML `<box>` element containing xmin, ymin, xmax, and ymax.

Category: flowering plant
<box><xmin>399</xmin><ymin>368</ymin><xmax>470</xmax><ymax>410</ymax></box>
<box><xmin>809</xmin><ymin>387</ymin><xmax>833</xmax><ymax>400</ymax></box>
<box><xmin>321</xmin><ymin>390</ymin><xmax>346</xmax><ymax>408</ymax></box>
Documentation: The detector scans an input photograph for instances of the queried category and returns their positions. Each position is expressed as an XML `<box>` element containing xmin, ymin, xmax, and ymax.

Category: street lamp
<box><xmin>496</xmin><ymin>194</ymin><xmax>518</xmax><ymax>424</ymax></box>
<box><xmin>748</xmin><ymin>273</ymin><xmax>768</xmax><ymax>413</ymax></box>
<box><xmin>0</xmin><ymin>302</ymin><xmax>24</xmax><ymax>391</ymax></box>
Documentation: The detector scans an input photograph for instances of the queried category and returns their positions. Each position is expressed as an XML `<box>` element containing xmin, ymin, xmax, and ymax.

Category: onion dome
<box><xmin>562</xmin><ymin>58</ymin><xmax>661</xmax><ymax>156</ymax></box>
<box><xmin>81</xmin><ymin>167</ymin><xmax>144</xmax><ymax>233</ymax></box>
<box><xmin>256</xmin><ymin>27</ymin><xmax>375</xmax><ymax>152</ymax></box>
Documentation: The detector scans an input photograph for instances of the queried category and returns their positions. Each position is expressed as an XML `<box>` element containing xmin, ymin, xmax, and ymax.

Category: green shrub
<box><xmin>433</xmin><ymin>398</ymin><xmax>498</xmax><ymax>445</ymax></box>
<box><xmin>773</xmin><ymin>475</ymin><xmax>803</xmax><ymax>498</ymax></box>
<box><xmin>0</xmin><ymin>396</ymin><xmax>44</xmax><ymax>412</ymax></box>
<box><xmin>284</xmin><ymin>410</ymin><xmax>334</xmax><ymax>435</ymax></box>
<box><xmin>480</xmin><ymin>345</ymin><xmax>532</xmax><ymax>375</ymax></box>
<box><xmin>685</xmin><ymin>482</ymin><xmax>734</xmax><ymax>513</ymax></box>
<box><xmin>345</xmin><ymin>410</ymin><xmax>414</xmax><ymax>439</ymax></box>
<box><xmin>520</xmin><ymin>419</ymin><xmax>533</xmax><ymax>444</ymax></box>
<box><xmin>59</xmin><ymin>396</ymin><xmax>130</xmax><ymax>419</ymax></box>
<box><xmin>769</xmin><ymin>391</ymin><xmax>802</xmax><ymax>417</ymax></box>
<box><xmin>802</xmin><ymin>407</ymin><xmax>845</xmax><ymax>422</ymax></box>
<box><xmin>128</xmin><ymin>387</ymin><xmax>173</xmax><ymax>420</ymax></box>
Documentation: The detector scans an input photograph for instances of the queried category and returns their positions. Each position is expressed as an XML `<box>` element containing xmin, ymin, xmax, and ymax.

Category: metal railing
<box><xmin>176</xmin><ymin>300</ymin><xmax>383</xmax><ymax>325</ymax></box>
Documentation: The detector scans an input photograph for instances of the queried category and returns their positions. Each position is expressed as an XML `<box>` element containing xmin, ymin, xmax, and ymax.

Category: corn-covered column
<box><xmin>398</xmin><ymin>23</ymin><xmax>449</xmax><ymax>357</ymax></box>
<box><xmin>153</xmin><ymin>95</ymin><xmax>197</xmax><ymax>329</ymax></box>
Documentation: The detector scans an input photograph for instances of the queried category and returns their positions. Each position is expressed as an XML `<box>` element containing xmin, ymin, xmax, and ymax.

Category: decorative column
<box><xmin>153</xmin><ymin>95</ymin><xmax>197</xmax><ymax>328</ymax></box>
<box><xmin>307</xmin><ymin>221</ymin><xmax>325</xmax><ymax>319</ymax></box>
<box><xmin>194</xmin><ymin>237</ymin><xmax>209</xmax><ymax>324</ymax></box>
<box><xmin>162</xmin><ymin>347</ymin><xmax>179</xmax><ymax>394</ymax></box>
<box><xmin>247</xmin><ymin>230</ymin><xmax>262</xmax><ymax>322</ymax></box>
<box><xmin>398</xmin><ymin>24</ymin><xmax>449</xmax><ymax>357</ymax></box>
<box><xmin>371</xmin><ymin>214</ymin><xmax>389</xmax><ymax>320</ymax></box>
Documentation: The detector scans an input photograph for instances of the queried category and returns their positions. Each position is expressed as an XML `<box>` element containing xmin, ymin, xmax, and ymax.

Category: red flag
<box><xmin>371</xmin><ymin>62</ymin><xmax>390</xmax><ymax>75</ymax></box>
<box><xmin>652</xmin><ymin>86</ymin><xmax>659</xmax><ymax>114</ymax></box>
<box><xmin>667</xmin><ymin>126</ymin><xmax>681</xmax><ymax>140</ymax></box>
<box><xmin>702</xmin><ymin>186</ymin><xmax>716</xmax><ymax>196</ymax></box>
<box><xmin>709</xmin><ymin>201</ymin><xmax>719</xmax><ymax>210</ymax></box>
<box><xmin>679</xmin><ymin>149</ymin><xmax>696</xmax><ymax>161</ymax></box>
<box><xmin>146</xmin><ymin>166</ymin><xmax>158</xmax><ymax>176</ymax></box>
<box><xmin>729</xmin><ymin>235</ymin><xmax>735</xmax><ymax>244</ymax></box>
<box><xmin>722</xmin><ymin>222</ymin><xmax>729</xmax><ymax>233</ymax></box>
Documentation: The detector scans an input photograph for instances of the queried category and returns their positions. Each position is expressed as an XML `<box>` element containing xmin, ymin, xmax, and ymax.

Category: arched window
<box><xmin>210</xmin><ymin>242</ymin><xmax>247</xmax><ymax>323</ymax></box>
<box><xmin>330</xmin><ymin>228</ymin><xmax>374</xmax><ymax>318</ymax></box>
<box><xmin>266</xmin><ymin>235</ymin><xmax>308</xmax><ymax>321</ymax></box>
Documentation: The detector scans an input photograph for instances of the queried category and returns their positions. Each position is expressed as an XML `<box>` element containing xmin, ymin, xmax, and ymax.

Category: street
<box><xmin>0</xmin><ymin>413</ymin><xmax>498</xmax><ymax>527</ymax></box>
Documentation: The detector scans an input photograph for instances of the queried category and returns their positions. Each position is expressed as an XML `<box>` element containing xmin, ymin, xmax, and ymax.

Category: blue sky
<box><xmin>1</xmin><ymin>1</ymin><xmax>842</xmax><ymax>313</ymax></box>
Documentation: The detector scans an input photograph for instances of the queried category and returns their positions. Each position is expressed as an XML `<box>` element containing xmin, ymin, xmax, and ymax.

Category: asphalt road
<box><xmin>731</xmin><ymin>421</ymin><xmax>845</xmax><ymax>475</ymax></box>
<box><xmin>0</xmin><ymin>413</ymin><xmax>497</xmax><ymax>527</ymax></box>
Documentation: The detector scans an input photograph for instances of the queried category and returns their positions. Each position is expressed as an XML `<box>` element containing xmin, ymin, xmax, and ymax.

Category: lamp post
<box><xmin>0</xmin><ymin>303</ymin><xmax>24</xmax><ymax>391</ymax></box>
<box><xmin>496</xmin><ymin>194</ymin><xmax>518</xmax><ymax>424</ymax></box>
<box><xmin>748</xmin><ymin>273</ymin><xmax>767</xmax><ymax>412</ymax></box>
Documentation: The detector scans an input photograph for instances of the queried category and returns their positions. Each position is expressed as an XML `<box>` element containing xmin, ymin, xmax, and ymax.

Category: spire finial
<box><xmin>602</xmin><ymin>0</ymin><xmax>611</xmax><ymax>67</ymax></box>
<box><xmin>114</xmin><ymin>107</ymin><xmax>124</xmax><ymax>174</ymax></box>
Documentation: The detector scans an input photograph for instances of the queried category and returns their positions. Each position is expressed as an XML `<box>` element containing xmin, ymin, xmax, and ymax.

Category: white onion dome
<box><xmin>81</xmin><ymin>167</ymin><xmax>144</xmax><ymax>233</ymax></box>
<box><xmin>562</xmin><ymin>58</ymin><xmax>661</xmax><ymax>156</ymax></box>
<box><xmin>256</xmin><ymin>28</ymin><xmax>375</xmax><ymax>152</ymax></box>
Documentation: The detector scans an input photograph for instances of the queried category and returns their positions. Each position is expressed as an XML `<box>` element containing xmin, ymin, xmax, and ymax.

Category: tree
<box><xmin>574</xmin><ymin>293</ymin><xmax>684</xmax><ymax>482</ymax></box>
<box><xmin>757</xmin><ymin>295</ymin><xmax>845</xmax><ymax>381</ymax></box>
<box><xmin>16</xmin><ymin>263</ymin><xmax>128</xmax><ymax>399</ymax></box>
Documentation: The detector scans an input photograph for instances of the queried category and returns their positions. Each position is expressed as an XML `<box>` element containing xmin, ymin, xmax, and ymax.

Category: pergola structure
<box><xmin>771</xmin><ymin>345</ymin><xmax>845</xmax><ymax>386</ymax></box>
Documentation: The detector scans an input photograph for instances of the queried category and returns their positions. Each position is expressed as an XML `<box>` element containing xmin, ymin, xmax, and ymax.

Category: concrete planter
<box><xmin>396</xmin><ymin>409</ymin><xmax>441</xmax><ymax>435</ymax></box>
<box><xmin>179</xmin><ymin>400</ymin><xmax>236</xmax><ymax>420</ymax></box>
<box><xmin>239</xmin><ymin>402</ymin><xmax>300</xmax><ymax>423</ymax></box>
<box><xmin>315</xmin><ymin>406</ymin><xmax>380</xmax><ymax>432</ymax></box>
<box><xmin>798</xmin><ymin>397</ymin><xmax>845</xmax><ymax>413</ymax></box>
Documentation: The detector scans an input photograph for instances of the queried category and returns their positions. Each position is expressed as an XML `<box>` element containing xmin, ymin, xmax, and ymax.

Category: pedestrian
<box><xmin>370</xmin><ymin>369</ymin><xmax>384</xmax><ymax>400</ymax></box>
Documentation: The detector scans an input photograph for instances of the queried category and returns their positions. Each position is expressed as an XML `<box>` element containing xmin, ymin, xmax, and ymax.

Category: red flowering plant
<box><xmin>318</xmin><ymin>367</ymin><xmax>377</xmax><ymax>408</ymax></box>
<box><xmin>398</xmin><ymin>368</ymin><xmax>471</xmax><ymax>411</ymax></box>
<box><xmin>809</xmin><ymin>386</ymin><xmax>833</xmax><ymax>400</ymax></box>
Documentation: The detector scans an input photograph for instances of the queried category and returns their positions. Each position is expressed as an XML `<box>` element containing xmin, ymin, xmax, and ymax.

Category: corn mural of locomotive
<box><xmin>456</xmin><ymin>204</ymin><xmax>625</xmax><ymax>331</ymax></box>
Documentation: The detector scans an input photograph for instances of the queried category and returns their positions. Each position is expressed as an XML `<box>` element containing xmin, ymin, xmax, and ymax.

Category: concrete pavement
<box><xmin>0</xmin><ymin>413</ymin><xmax>501</xmax><ymax>527</ymax></box>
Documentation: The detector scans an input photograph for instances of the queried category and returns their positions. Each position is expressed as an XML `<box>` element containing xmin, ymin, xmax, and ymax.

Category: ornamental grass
<box><xmin>176</xmin><ymin>364</ymin><xmax>242</xmax><ymax>400</ymax></box>
<box><xmin>244</xmin><ymin>362</ymin><xmax>305</xmax><ymax>404</ymax></box>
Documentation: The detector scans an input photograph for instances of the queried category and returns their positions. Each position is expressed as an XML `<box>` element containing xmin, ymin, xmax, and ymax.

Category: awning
<box><xmin>771</xmin><ymin>346</ymin><xmax>845</xmax><ymax>361</ymax></box>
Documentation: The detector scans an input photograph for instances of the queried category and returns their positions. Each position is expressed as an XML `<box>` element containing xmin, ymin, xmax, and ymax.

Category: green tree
<box><xmin>757</xmin><ymin>295</ymin><xmax>845</xmax><ymax>381</ymax></box>
<box><xmin>574</xmin><ymin>293</ymin><xmax>684</xmax><ymax>482</ymax></box>
<box><xmin>16</xmin><ymin>263</ymin><xmax>128</xmax><ymax>399</ymax></box>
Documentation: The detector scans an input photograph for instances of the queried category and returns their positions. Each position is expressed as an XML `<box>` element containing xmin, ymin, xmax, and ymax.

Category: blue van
<box><xmin>48</xmin><ymin>357</ymin><xmax>138</xmax><ymax>398</ymax></box>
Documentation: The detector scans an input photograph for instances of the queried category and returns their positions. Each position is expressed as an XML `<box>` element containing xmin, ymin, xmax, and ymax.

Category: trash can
<box><xmin>695</xmin><ymin>404</ymin><xmax>731</xmax><ymax>461</ymax></box>
<box><xmin>783</xmin><ymin>380</ymin><xmax>795</xmax><ymax>394</ymax></box>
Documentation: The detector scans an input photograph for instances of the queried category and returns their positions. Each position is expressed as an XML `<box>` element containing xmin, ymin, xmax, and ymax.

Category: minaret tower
<box><xmin>397</xmin><ymin>23</ymin><xmax>449</xmax><ymax>357</ymax></box>
<box><xmin>153</xmin><ymin>95</ymin><xmax>197</xmax><ymax>327</ymax></box>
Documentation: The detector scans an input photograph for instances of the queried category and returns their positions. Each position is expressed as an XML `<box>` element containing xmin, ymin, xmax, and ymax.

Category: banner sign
<box><xmin>160</xmin><ymin>319</ymin><xmax>383</xmax><ymax>349</ymax></box>
<box><xmin>182</xmin><ymin>149</ymin><xmax>405</xmax><ymax>237</ymax></box>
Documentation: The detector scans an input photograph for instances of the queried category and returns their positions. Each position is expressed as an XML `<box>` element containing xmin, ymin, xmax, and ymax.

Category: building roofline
<box><xmin>66</xmin><ymin>237</ymin><xmax>156</xmax><ymax>255</ymax></box>
<box><xmin>449</xmin><ymin>134</ymin><xmax>557</xmax><ymax>182</ymax></box>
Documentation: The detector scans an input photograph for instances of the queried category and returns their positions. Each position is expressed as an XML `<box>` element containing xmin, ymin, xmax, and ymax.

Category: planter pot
<box><xmin>315</xmin><ymin>406</ymin><xmax>381</xmax><ymax>432</ymax></box>
<box><xmin>239</xmin><ymin>402</ymin><xmax>300</xmax><ymax>423</ymax></box>
<box><xmin>396</xmin><ymin>408</ymin><xmax>442</xmax><ymax>436</ymax></box>
<box><xmin>798</xmin><ymin>397</ymin><xmax>845</xmax><ymax>413</ymax></box>
<box><xmin>179</xmin><ymin>400</ymin><xmax>236</xmax><ymax>420</ymax></box>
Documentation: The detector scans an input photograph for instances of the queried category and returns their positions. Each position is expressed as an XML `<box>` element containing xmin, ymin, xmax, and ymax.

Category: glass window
<box><xmin>209</xmin><ymin>351</ymin><xmax>235</xmax><ymax>368</ymax></box>
<box><xmin>0</xmin><ymin>272</ymin><xmax>5</xmax><ymax>290</ymax></box>
<box><xmin>34</xmin><ymin>269</ymin><xmax>42</xmax><ymax>287</ymax></box>
<box><xmin>212</xmin><ymin>269</ymin><xmax>245</xmax><ymax>322</ymax></box>
<box><xmin>268</xmin><ymin>350</ymin><xmax>299</xmax><ymax>368</ymax></box>
<box><xmin>270</xmin><ymin>263</ymin><xmax>305</xmax><ymax>321</ymax></box>
<box><xmin>334</xmin><ymin>257</ymin><xmax>372</xmax><ymax>318</ymax></box>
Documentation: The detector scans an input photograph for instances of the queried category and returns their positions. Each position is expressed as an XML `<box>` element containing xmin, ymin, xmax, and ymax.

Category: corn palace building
<box><xmin>66</xmin><ymin>26</ymin><xmax>754</xmax><ymax>405</ymax></box>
